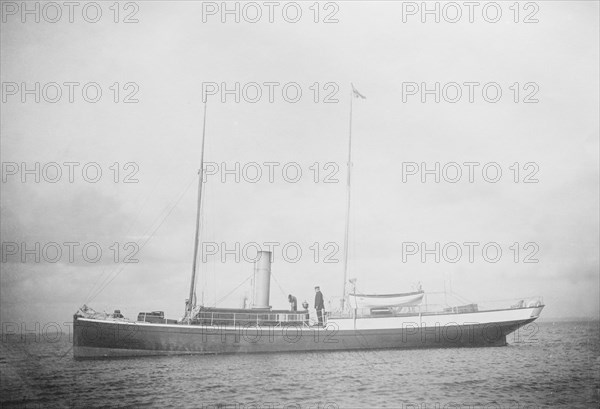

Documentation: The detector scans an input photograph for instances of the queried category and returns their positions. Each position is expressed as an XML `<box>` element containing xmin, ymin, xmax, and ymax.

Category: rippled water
<box><xmin>1</xmin><ymin>320</ymin><xmax>598</xmax><ymax>408</ymax></box>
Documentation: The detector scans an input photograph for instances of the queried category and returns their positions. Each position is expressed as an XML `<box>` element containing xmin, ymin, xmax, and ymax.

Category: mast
<box><xmin>341</xmin><ymin>87</ymin><xmax>354</xmax><ymax>311</ymax></box>
<box><xmin>187</xmin><ymin>101</ymin><xmax>208</xmax><ymax>318</ymax></box>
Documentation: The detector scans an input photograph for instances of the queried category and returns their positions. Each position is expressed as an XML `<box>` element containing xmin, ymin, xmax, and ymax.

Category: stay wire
<box><xmin>85</xmin><ymin>174</ymin><xmax>197</xmax><ymax>303</ymax></box>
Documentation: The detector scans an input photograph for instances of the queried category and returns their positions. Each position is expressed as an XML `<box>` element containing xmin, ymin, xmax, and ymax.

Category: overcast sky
<box><xmin>1</xmin><ymin>1</ymin><xmax>598</xmax><ymax>325</ymax></box>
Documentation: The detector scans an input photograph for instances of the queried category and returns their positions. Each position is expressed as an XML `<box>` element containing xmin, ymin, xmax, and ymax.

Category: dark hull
<box><xmin>73</xmin><ymin>315</ymin><xmax>537</xmax><ymax>359</ymax></box>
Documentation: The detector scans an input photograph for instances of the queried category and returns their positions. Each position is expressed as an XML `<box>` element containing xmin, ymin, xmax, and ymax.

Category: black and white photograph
<box><xmin>1</xmin><ymin>1</ymin><xmax>599</xmax><ymax>408</ymax></box>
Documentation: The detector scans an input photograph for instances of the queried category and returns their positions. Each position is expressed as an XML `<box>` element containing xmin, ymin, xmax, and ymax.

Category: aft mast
<box><xmin>186</xmin><ymin>101</ymin><xmax>208</xmax><ymax>320</ymax></box>
<box><xmin>341</xmin><ymin>84</ymin><xmax>365</xmax><ymax>312</ymax></box>
<box><xmin>340</xmin><ymin>88</ymin><xmax>353</xmax><ymax>311</ymax></box>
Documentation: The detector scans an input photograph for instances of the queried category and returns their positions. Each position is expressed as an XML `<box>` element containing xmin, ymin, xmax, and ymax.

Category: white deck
<box><xmin>329</xmin><ymin>306</ymin><xmax>544</xmax><ymax>331</ymax></box>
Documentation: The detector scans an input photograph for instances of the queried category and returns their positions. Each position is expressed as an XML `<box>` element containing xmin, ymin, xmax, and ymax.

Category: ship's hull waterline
<box><xmin>73</xmin><ymin>306</ymin><xmax>543</xmax><ymax>359</ymax></box>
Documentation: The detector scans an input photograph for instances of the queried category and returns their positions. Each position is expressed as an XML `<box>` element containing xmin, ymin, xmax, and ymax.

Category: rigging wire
<box><xmin>83</xmin><ymin>268</ymin><xmax>108</xmax><ymax>304</ymax></box>
<box><xmin>83</xmin><ymin>170</ymin><xmax>176</xmax><ymax>303</ymax></box>
<box><xmin>193</xmin><ymin>175</ymin><xmax>208</xmax><ymax>306</ymax></box>
<box><xmin>85</xmin><ymin>174</ymin><xmax>198</xmax><ymax>303</ymax></box>
<box><xmin>89</xmin><ymin>176</ymin><xmax>196</xmax><ymax>302</ymax></box>
<box><xmin>270</xmin><ymin>269</ymin><xmax>288</xmax><ymax>299</ymax></box>
<box><xmin>211</xmin><ymin>275</ymin><xmax>253</xmax><ymax>307</ymax></box>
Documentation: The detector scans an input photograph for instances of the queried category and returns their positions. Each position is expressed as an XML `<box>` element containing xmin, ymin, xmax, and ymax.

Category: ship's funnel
<box><xmin>252</xmin><ymin>251</ymin><xmax>272</xmax><ymax>309</ymax></box>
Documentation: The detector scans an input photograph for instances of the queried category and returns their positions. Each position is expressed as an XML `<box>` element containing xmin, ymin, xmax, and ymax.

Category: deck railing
<box><xmin>192</xmin><ymin>311</ymin><xmax>311</xmax><ymax>327</ymax></box>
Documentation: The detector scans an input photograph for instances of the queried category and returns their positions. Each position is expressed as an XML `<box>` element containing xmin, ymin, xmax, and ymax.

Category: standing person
<box><xmin>288</xmin><ymin>294</ymin><xmax>297</xmax><ymax>311</ymax></box>
<box><xmin>314</xmin><ymin>286</ymin><xmax>325</xmax><ymax>326</ymax></box>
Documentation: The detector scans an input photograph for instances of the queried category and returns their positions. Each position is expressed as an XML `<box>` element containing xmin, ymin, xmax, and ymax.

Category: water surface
<box><xmin>1</xmin><ymin>320</ymin><xmax>598</xmax><ymax>408</ymax></box>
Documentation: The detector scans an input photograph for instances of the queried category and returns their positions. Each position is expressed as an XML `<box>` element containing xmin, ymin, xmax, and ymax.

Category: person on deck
<box><xmin>288</xmin><ymin>294</ymin><xmax>298</xmax><ymax>311</ymax></box>
<box><xmin>314</xmin><ymin>286</ymin><xmax>325</xmax><ymax>326</ymax></box>
<box><xmin>302</xmin><ymin>300</ymin><xmax>310</xmax><ymax>323</ymax></box>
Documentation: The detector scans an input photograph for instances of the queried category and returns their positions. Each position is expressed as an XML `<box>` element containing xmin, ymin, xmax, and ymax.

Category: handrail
<box><xmin>192</xmin><ymin>311</ymin><xmax>310</xmax><ymax>326</ymax></box>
